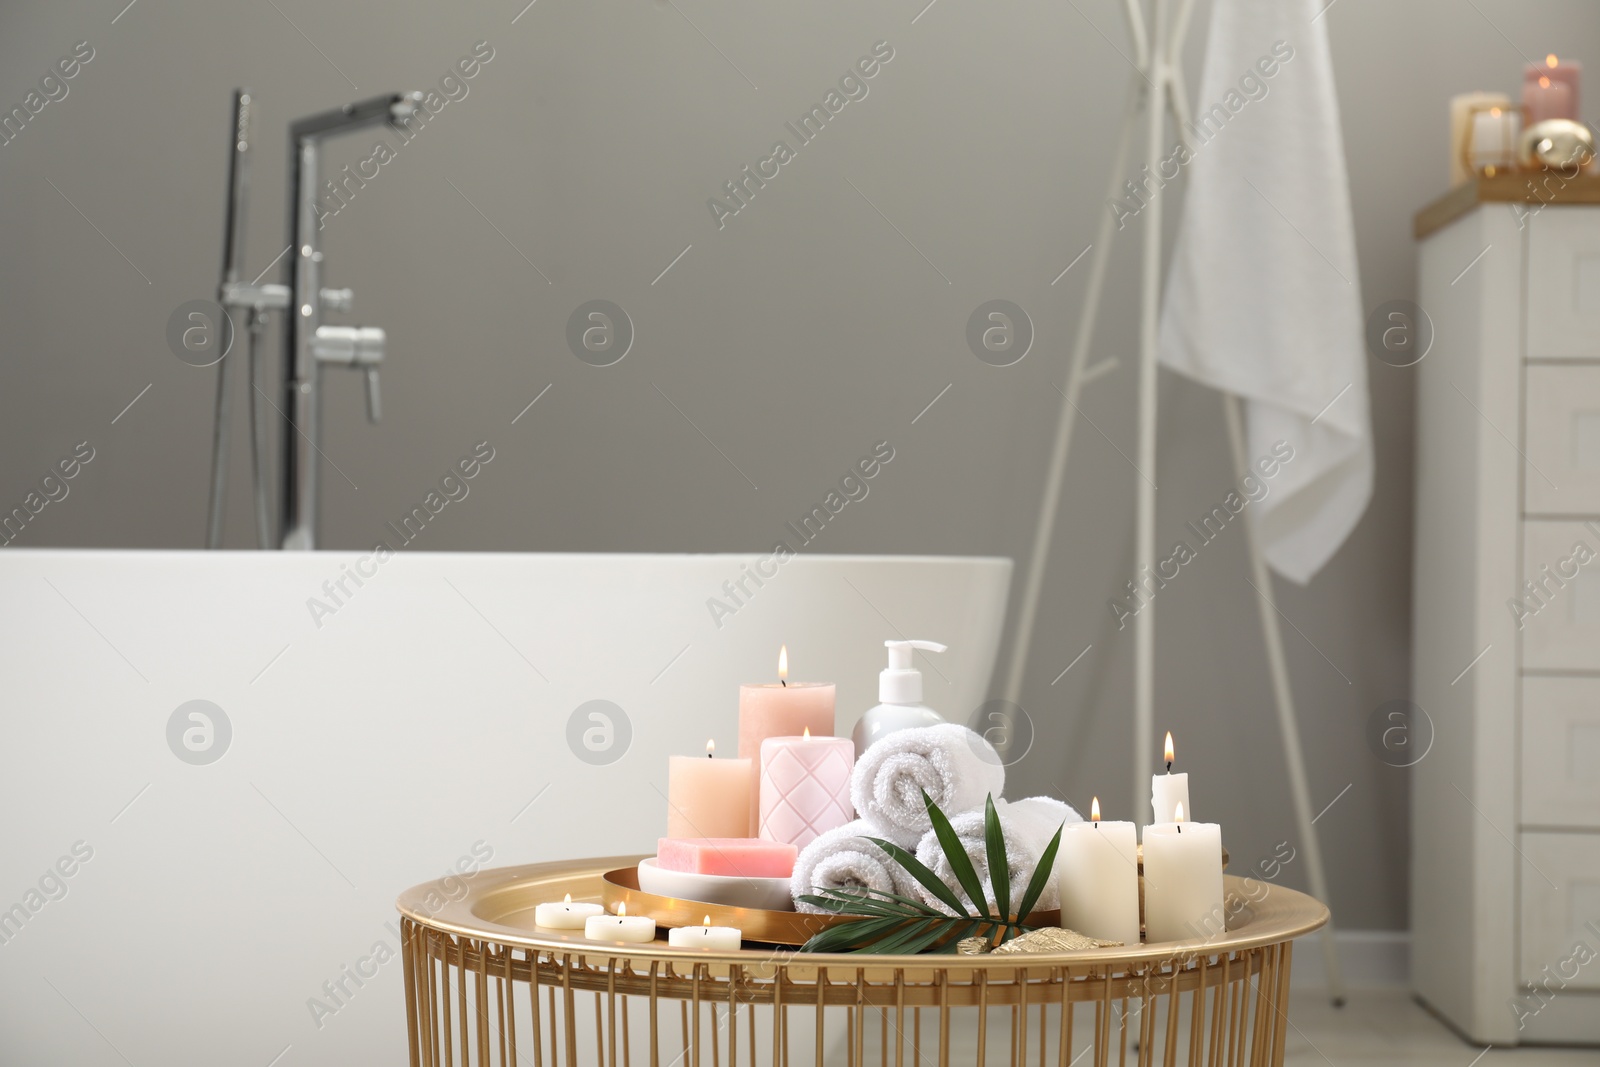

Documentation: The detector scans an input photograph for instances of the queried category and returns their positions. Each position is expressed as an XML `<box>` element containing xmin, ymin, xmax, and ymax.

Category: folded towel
<box><xmin>790</xmin><ymin>819</ymin><xmax>921</xmax><ymax>914</ymax></box>
<box><xmin>912</xmin><ymin>796</ymin><xmax>1080</xmax><ymax>914</ymax></box>
<box><xmin>850</xmin><ymin>723</ymin><xmax>1006</xmax><ymax>839</ymax></box>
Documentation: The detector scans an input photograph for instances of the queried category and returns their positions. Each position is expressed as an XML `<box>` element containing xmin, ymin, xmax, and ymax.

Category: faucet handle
<box><xmin>364</xmin><ymin>366</ymin><xmax>381</xmax><ymax>423</ymax></box>
<box><xmin>320</xmin><ymin>287</ymin><xmax>354</xmax><ymax>313</ymax></box>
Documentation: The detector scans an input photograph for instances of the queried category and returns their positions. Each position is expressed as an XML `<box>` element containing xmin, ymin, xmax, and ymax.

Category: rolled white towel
<box><xmin>790</xmin><ymin>819</ymin><xmax>920</xmax><ymax>914</ymax></box>
<box><xmin>912</xmin><ymin>796</ymin><xmax>1080</xmax><ymax>914</ymax></box>
<box><xmin>851</xmin><ymin>723</ymin><xmax>1005</xmax><ymax>840</ymax></box>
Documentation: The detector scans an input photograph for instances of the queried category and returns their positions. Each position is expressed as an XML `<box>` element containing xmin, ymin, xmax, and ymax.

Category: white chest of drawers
<box><xmin>1413</xmin><ymin>182</ymin><xmax>1600</xmax><ymax>1045</ymax></box>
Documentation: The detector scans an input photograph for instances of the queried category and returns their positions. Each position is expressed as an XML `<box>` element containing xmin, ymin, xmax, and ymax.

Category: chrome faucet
<box><xmin>205</xmin><ymin>89</ymin><xmax>420</xmax><ymax>550</ymax></box>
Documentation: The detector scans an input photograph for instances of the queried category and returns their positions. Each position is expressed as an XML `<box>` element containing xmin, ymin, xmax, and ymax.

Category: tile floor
<box><xmin>1284</xmin><ymin>989</ymin><xmax>1598</xmax><ymax>1066</ymax></box>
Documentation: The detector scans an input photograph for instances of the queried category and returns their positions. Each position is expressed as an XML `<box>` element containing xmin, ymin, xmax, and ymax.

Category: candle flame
<box><xmin>706</xmin><ymin>738</ymin><xmax>715</xmax><ymax>757</ymax></box>
<box><xmin>563</xmin><ymin>893</ymin><xmax>572</xmax><ymax>904</ymax></box>
<box><xmin>1541</xmin><ymin>75</ymin><xmax>1552</xmax><ymax>88</ymax></box>
<box><xmin>778</xmin><ymin>644</ymin><xmax>788</xmax><ymax>681</ymax></box>
<box><xmin>1174</xmin><ymin>801</ymin><xmax>1185</xmax><ymax>823</ymax></box>
<box><xmin>1490</xmin><ymin>107</ymin><xmax>1502</xmax><ymax>116</ymax></box>
<box><xmin>1164</xmin><ymin>731</ymin><xmax>1175</xmax><ymax>769</ymax></box>
<box><xmin>803</xmin><ymin>726</ymin><xmax>811</xmax><ymax>739</ymax></box>
<box><xmin>703</xmin><ymin>915</ymin><xmax>711</xmax><ymax>927</ymax></box>
<box><xmin>617</xmin><ymin>903</ymin><xmax>627</xmax><ymax>916</ymax></box>
<box><xmin>1548</xmin><ymin>54</ymin><xmax>1559</xmax><ymax>68</ymax></box>
<box><xmin>1091</xmin><ymin>796</ymin><xmax>1101</xmax><ymax>822</ymax></box>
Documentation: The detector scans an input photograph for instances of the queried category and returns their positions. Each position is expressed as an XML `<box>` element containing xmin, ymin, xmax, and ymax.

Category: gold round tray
<box><xmin>600</xmin><ymin>864</ymin><xmax>1060</xmax><ymax>946</ymax></box>
<box><xmin>399</xmin><ymin>847</ymin><xmax>1256</xmax><ymax>963</ymax></box>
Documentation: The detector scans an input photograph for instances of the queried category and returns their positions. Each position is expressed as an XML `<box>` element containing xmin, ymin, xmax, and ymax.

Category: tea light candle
<box><xmin>584</xmin><ymin>903</ymin><xmax>657</xmax><ymax>943</ymax></box>
<box><xmin>667</xmin><ymin>740</ymin><xmax>753</xmax><ymax>839</ymax></box>
<box><xmin>534</xmin><ymin>893</ymin><xmax>605</xmax><ymax>930</ymax></box>
<box><xmin>759</xmin><ymin>729</ymin><xmax>854</xmax><ymax>848</ymax></box>
<box><xmin>1150</xmin><ymin>732</ymin><xmax>1190</xmax><ymax>823</ymax></box>
<box><xmin>738</xmin><ymin>645</ymin><xmax>836</xmax><ymax>834</ymax></box>
<box><xmin>1056</xmin><ymin>797</ymin><xmax>1141</xmax><ymax>946</ymax></box>
<box><xmin>1141</xmin><ymin>804</ymin><xmax>1226</xmax><ymax>944</ymax></box>
<box><xmin>667</xmin><ymin>915</ymin><xmax>742</xmax><ymax>950</ymax></box>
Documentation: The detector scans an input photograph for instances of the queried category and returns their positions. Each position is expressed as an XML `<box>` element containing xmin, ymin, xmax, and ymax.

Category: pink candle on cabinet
<box><xmin>738</xmin><ymin>646</ymin><xmax>836</xmax><ymax>834</ymax></box>
<box><xmin>1524</xmin><ymin>74</ymin><xmax>1575</xmax><ymax>126</ymax></box>
<box><xmin>759</xmin><ymin>729</ymin><xmax>855</xmax><ymax>849</ymax></box>
<box><xmin>1525</xmin><ymin>54</ymin><xmax>1580</xmax><ymax>119</ymax></box>
<box><xmin>666</xmin><ymin>740</ymin><xmax>752</xmax><ymax>839</ymax></box>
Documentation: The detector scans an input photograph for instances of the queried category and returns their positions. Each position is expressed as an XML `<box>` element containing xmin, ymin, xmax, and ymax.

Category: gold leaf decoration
<box><xmin>991</xmin><ymin>927</ymin><xmax>1124</xmax><ymax>954</ymax></box>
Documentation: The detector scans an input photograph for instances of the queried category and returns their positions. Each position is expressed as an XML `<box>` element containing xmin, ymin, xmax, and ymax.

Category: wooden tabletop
<box><xmin>1415</xmin><ymin>171</ymin><xmax>1600</xmax><ymax>239</ymax></box>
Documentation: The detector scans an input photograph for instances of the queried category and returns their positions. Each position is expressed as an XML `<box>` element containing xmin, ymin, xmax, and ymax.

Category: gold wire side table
<box><xmin>397</xmin><ymin>856</ymin><xmax>1329</xmax><ymax>1067</ymax></box>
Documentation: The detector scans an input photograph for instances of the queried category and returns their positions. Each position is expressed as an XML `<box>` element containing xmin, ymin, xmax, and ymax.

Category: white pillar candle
<box><xmin>584</xmin><ymin>904</ymin><xmax>657</xmax><ymax>943</ymax></box>
<box><xmin>534</xmin><ymin>893</ymin><xmax>605</xmax><ymax>930</ymax></box>
<box><xmin>667</xmin><ymin>915</ymin><xmax>742</xmax><ymax>950</ymax></box>
<box><xmin>1141</xmin><ymin>805</ymin><xmax>1225</xmax><ymax>944</ymax></box>
<box><xmin>1150</xmin><ymin>731</ymin><xmax>1191</xmax><ymax>823</ymax></box>
<box><xmin>1056</xmin><ymin>797</ymin><xmax>1141</xmax><ymax>946</ymax></box>
<box><xmin>759</xmin><ymin>730</ymin><xmax>854</xmax><ymax>848</ymax></box>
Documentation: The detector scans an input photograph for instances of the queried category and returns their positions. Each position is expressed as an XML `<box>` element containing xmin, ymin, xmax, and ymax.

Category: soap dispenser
<box><xmin>852</xmin><ymin>639</ymin><xmax>949</xmax><ymax>756</ymax></box>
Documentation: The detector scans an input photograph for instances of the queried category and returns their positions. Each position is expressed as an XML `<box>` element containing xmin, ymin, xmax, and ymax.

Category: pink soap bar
<box><xmin>657</xmin><ymin>838</ymin><xmax>797</xmax><ymax>878</ymax></box>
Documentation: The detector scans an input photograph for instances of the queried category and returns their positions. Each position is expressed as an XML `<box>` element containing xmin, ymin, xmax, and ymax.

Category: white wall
<box><xmin>2</xmin><ymin>0</ymin><xmax>1597</xmax><ymax>942</ymax></box>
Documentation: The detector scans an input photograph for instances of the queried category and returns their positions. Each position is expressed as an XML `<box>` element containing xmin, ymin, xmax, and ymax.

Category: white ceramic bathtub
<box><xmin>0</xmin><ymin>549</ymin><xmax>1009</xmax><ymax>1066</ymax></box>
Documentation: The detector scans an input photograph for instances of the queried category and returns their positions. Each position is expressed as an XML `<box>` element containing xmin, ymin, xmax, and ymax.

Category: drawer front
<box><xmin>1521</xmin><ymin>676</ymin><xmax>1600</xmax><ymax>827</ymax></box>
<box><xmin>1525</xmin><ymin>365</ymin><xmax>1600</xmax><ymax>514</ymax></box>
<box><xmin>1529</xmin><ymin>207</ymin><xmax>1600</xmax><ymax>359</ymax></box>
<box><xmin>1519</xmin><ymin>521</ymin><xmax>1600</xmax><ymax>670</ymax></box>
<box><xmin>1519</xmin><ymin>833</ymin><xmax>1600</xmax><ymax>990</ymax></box>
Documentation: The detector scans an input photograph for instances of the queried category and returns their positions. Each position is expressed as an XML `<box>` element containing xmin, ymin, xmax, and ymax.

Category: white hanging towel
<box><xmin>1158</xmin><ymin>0</ymin><xmax>1371</xmax><ymax>584</ymax></box>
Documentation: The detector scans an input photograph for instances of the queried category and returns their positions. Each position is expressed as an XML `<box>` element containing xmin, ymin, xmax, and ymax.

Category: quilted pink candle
<box><xmin>759</xmin><ymin>730</ymin><xmax>854</xmax><ymax>848</ymax></box>
<box><xmin>737</xmin><ymin>646</ymin><xmax>836</xmax><ymax>833</ymax></box>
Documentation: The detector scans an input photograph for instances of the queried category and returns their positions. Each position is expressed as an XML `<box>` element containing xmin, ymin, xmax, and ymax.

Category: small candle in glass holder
<box><xmin>534</xmin><ymin>893</ymin><xmax>605</xmax><ymax>930</ymax></box>
<box><xmin>667</xmin><ymin>915</ymin><xmax>742</xmax><ymax>950</ymax></box>
<box><xmin>1468</xmin><ymin>106</ymin><xmax>1521</xmax><ymax>176</ymax></box>
<box><xmin>584</xmin><ymin>903</ymin><xmax>657</xmax><ymax>943</ymax></box>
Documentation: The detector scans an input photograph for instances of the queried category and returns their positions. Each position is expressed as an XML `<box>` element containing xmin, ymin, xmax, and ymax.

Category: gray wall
<box><xmin>3</xmin><ymin>0</ymin><xmax>1596</xmax><ymax>933</ymax></box>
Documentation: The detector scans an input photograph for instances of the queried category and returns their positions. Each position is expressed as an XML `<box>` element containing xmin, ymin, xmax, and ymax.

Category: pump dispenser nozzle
<box><xmin>855</xmin><ymin>639</ymin><xmax>949</xmax><ymax>756</ymax></box>
<box><xmin>880</xmin><ymin>639</ymin><xmax>948</xmax><ymax>703</ymax></box>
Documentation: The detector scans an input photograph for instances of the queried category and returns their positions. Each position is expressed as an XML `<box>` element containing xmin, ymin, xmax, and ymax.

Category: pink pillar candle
<box><xmin>1524</xmin><ymin>74</ymin><xmax>1575</xmax><ymax>126</ymax></box>
<box><xmin>738</xmin><ymin>652</ymin><xmax>835</xmax><ymax>833</ymax></box>
<box><xmin>1526</xmin><ymin>55</ymin><xmax>1581</xmax><ymax>119</ymax></box>
<box><xmin>666</xmin><ymin>743</ymin><xmax>752</xmax><ymax>840</ymax></box>
<box><xmin>759</xmin><ymin>733</ymin><xmax>855</xmax><ymax>848</ymax></box>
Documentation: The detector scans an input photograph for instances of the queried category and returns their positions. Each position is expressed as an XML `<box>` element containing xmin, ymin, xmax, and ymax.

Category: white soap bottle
<box><xmin>852</xmin><ymin>639</ymin><xmax>949</xmax><ymax>757</ymax></box>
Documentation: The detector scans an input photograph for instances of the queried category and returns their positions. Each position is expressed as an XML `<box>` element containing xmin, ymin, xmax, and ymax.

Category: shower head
<box><xmin>289</xmin><ymin>91</ymin><xmax>423</xmax><ymax>143</ymax></box>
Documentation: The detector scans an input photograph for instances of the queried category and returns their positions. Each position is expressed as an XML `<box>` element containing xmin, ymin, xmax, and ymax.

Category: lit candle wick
<box><xmin>1163</xmin><ymin>730</ymin><xmax>1175</xmax><ymax>773</ymax></box>
<box><xmin>705</xmin><ymin>738</ymin><xmax>715</xmax><ymax>759</ymax></box>
<box><xmin>778</xmin><ymin>644</ymin><xmax>789</xmax><ymax>687</ymax></box>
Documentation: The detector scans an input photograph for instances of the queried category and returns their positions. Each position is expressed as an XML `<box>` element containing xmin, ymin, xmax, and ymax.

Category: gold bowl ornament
<box><xmin>1519</xmin><ymin>118</ymin><xmax>1596</xmax><ymax>171</ymax></box>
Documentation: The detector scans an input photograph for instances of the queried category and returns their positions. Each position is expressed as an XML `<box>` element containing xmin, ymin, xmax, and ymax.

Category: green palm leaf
<box><xmin>797</xmin><ymin>791</ymin><xmax>1056</xmax><ymax>954</ymax></box>
<box><xmin>983</xmin><ymin>795</ymin><xmax>1011</xmax><ymax>919</ymax></box>
<box><xmin>1015</xmin><ymin>821</ymin><xmax>1064</xmax><ymax>919</ymax></box>
<box><xmin>862</xmin><ymin>836</ymin><xmax>973</xmax><ymax>917</ymax></box>
<box><xmin>922</xmin><ymin>789</ymin><xmax>991</xmax><ymax>918</ymax></box>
